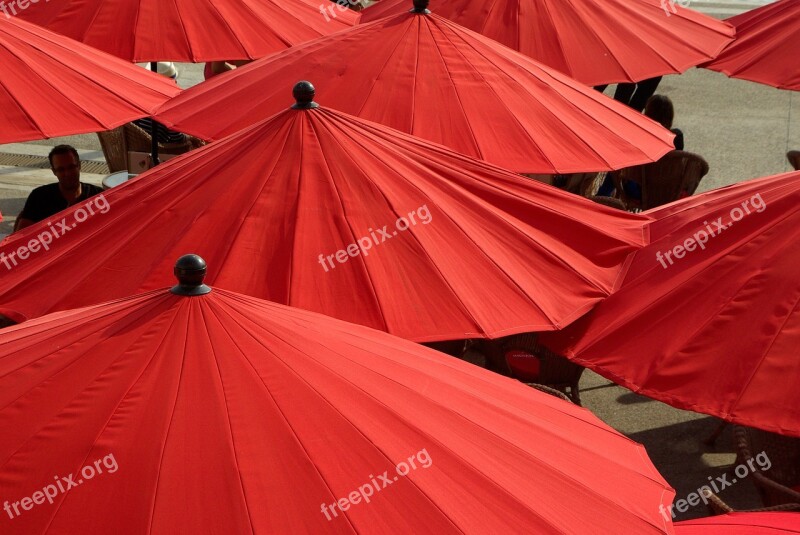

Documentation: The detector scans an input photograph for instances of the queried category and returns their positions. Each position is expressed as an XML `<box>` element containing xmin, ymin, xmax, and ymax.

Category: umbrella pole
<box><xmin>149</xmin><ymin>62</ymin><xmax>161</xmax><ymax>167</ymax></box>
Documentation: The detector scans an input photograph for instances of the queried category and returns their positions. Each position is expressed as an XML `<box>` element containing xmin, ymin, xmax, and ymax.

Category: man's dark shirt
<box><xmin>20</xmin><ymin>182</ymin><xmax>103</xmax><ymax>223</ymax></box>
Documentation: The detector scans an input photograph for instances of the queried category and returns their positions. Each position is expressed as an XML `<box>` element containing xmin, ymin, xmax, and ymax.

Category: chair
<box><xmin>734</xmin><ymin>425</ymin><xmax>800</xmax><ymax>507</ymax></box>
<box><xmin>527</xmin><ymin>383</ymin><xmax>573</xmax><ymax>402</ymax></box>
<box><xmin>701</xmin><ymin>489</ymin><xmax>800</xmax><ymax>516</ymax></box>
<box><xmin>788</xmin><ymin>150</ymin><xmax>800</xmax><ymax>171</ymax></box>
<box><xmin>561</xmin><ymin>172</ymin><xmax>601</xmax><ymax>197</ymax></box>
<box><xmin>476</xmin><ymin>333</ymin><xmax>583</xmax><ymax>404</ymax></box>
<box><xmin>590</xmin><ymin>195</ymin><xmax>627</xmax><ymax>210</ymax></box>
<box><xmin>615</xmin><ymin>150</ymin><xmax>709</xmax><ymax>210</ymax></box>
<box><xmin>97</xmin><ymin>123</ymin><xmax>205</xmax><ymax>172</ymax></box>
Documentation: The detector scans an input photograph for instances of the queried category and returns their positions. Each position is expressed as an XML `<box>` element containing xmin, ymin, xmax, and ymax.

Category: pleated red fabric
<box><xmin>703</xmin><ymin>0</ymin><xmax>800</xmax><ymax>91</ymax></box>
<box><xmin>676</xmin><ymin>512</ymin><xmax>800</xmax><ymax>534</ymax></box>
<box><xmin>0</xmin><ymin>281</ymin><xmax>676</xmax><ymax>534</ymax></box>
<box><xmin>0</xmin><ymin>16</ymin><xmax>180</xmax><ymax>143</ymax></box>
<box><xmin>153</xmin><ymin>12</ymin><xmax>676</xmax><ymax>174</ymax></box>
<box><xmin>0</xmin><ymin>98</ymin><xmax>650</xmax><ymax>340</ymax></box>
<box><xmin>358</xmin><ymin>0</ymin><xmax>735</xmax><ymax>85</ymax></box>
<box><xmin>12</xmin><ymin>0</ymin><xmax>357</xmax><ymax>62</ymax></box>
<box><xmin>541</xmin><ymin>171</ymin><xmax>800</xmax><ymax>437</ymax></box>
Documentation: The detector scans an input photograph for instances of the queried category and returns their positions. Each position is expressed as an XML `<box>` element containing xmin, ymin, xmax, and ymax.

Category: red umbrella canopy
<box><xmin>675</xmin><ymin>512</ymin><xmax>800</xmax><ymax>534</ymax></box>
<box><xmin>0</xmin><ymin>16</ymin><xmax>180</xmax><ymax>144</ymax></box>
<box><xmin>358</xmin><ymin>0</ymin><xmax>735</xmax><ymax>85</ymax></box>
<box><xmin>0</xmin><ymin>256</ymin><xmax>676</xmax><ymax>534</ymax></box>
<box><xmin>12</xmin><ymin>0</ymin><xmax>357</xmax><ymax>62</ymax></box>
<box><xmin>0</xmin><ymin>85</ymin><xmax>650</xmax><ymax>341</ymax></box>
<box><xmin>703</xmin><ymin>0</ymin><xmax>800</xmax><ymax>91</ymax></box>
<box><xmin>153</xmin><ymin>10</ymin><xmax>676</xmax><ymax>174</ymax></box>
<box><xmin>540</xmin><ymin>171</ymin><xmax>800</xmax><ymax>437</ymax></box>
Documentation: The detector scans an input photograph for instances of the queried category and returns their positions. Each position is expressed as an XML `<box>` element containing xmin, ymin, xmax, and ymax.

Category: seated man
<box><xmin>14</xmin><ymin>145</ymin><xmax>103</xmax><ymax>232</ymax></box>
<box><xmin>131</xmin><ymin>117</ymin><xmax>187</xmax><ymax>145</ymax></box>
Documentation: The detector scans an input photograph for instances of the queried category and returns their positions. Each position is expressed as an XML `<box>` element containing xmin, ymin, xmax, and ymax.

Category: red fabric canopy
<box><xmin>0</xmin><ymin>16</ymin><xmax>180</xmax><ymax>143</ymax></box>
<box><xmin>154</xmin><ymin>12</ymin><xmax>676</xmax><ymax>174</ymax></box>
<box><xmin>703</xmin><ymin>0</ymin><xmax>800</xmax><ymax>91</ymax></box>
<box><xmin>358</xmin><ymin>0</ymin><xmax>734</xmax><ymax>85</ymax></box>
<box><xmin>676</xmin><ymin>512</ymin><xmax>800</xmax><ymax>534</ymax></box>
<box><xmin>0</xmin><ymin>270</ymin><xmax>676</xmax><ymax>533</ymax></box>
<box><xmin>0</xmin><ymin>95</ymin><xmax>649</xmax><ymax>340</ymax></box>
<box><xmin>540</xmin><ymin>171</ymin><xmax>800</xmax><ymax>437</ymax></box>
<box><xmin>13</xmin><ymin>0</ymin><xmax>357</xmax><ymax>62</ymax></box>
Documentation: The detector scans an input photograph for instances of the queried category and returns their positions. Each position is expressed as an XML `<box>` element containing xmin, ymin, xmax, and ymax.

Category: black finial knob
<box><xmin>292</xmin><ymin>81</ymin><xmax>319</xmax><ymax>109</ymax></box>
<box><xmin>170</xmin><ymin>254</ymin><xmax>212</xmax><ymax>296</ymax></box>
<box><xmin>411</xmin><ymin>0</ymin><xmax>430</xmax><ymax>14</ymax></box>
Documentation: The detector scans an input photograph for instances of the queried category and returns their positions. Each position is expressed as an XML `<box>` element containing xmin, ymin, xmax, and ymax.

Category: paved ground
<box><xmin>1</xmin><ymin>1</ymin><xmax>796</xmax><ymax>523</ymax></box>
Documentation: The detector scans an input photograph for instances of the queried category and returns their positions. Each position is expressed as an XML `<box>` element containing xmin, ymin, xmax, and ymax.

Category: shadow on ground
<box><xmin>580</xmin><ymin>371</ymin><xmax>766</xmax><ymax>522</ymax></box>
<box><xmin>0</xmin><ymin>195</ymin><xmax>24</xmax><ymax>236</ymax></box>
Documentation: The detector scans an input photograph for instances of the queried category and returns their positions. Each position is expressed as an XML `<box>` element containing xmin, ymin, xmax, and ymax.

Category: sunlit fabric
<box><xmin>703</xmin><ymin>0</ymin><xmax>800</xmax><ymax>91</ymax></box>
<box><xmin>0</xmin><ymin>102</ymin><xmax>649</xmax><ymax>340</ymax></box>
<box><xmin>0</xmin><ymin>16</ymin><xmax>180</xmax><ymax>143</ymax></box>
<box><xmin>358</xmin><ymin>0</ymin><xmax>735</xmax><ymax>85</ymax></box>
<box><xmin>0</xmin><ymin>285</ymin><xmax>675</xmax><ymax>534</ymax></box>
<box><xmin>541</xmin><ymin>171</ymin><xmax>800</xmax><ymax>437</ymax></box>
<box><xmin>154</xmin><ymin>11</ymin><xmax>676</xmax><ymax>174</ymax></box>
<box><xmin>13</xmin><ymin>0</ymin><xmax>357</xmax><ymax>62</ymax></box>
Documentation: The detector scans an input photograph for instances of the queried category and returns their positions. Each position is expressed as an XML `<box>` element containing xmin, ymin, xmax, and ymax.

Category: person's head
<box><xmin>644</xmin><ymin>95</ymin><xmax>674</xmax><ymax>130</ymax></box>
<box><xmin>48</xmin><ymin>145</ymin><xmax>81</xmax><ymax>191</ymax></box>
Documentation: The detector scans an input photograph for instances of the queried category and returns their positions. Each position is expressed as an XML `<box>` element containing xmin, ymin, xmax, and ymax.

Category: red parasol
<box><xmin>12</xmin><ymin>0</ymin><xmax>357</xmax><ymax>62</ymax></box>
<box><xmin>703</xmin><ymin>0</ymin><xmax>800</xmax><ymax>91</ymax></box>
<box><xmin>675</xmin><ymin>512</ymin><xmax>800</xmax><ymax>534</ymax></box>
<box><xmin>358</xmin><ymin>0</ymin><xmax>735</xmax><ymax>85</ymax></box>
<box><xmin>153</xmin><ymin>7</ymin><xmax>676</xmax><ymax>174</ymax></box>
<box><xmin>0</xmin><ymin>255</ymin><xmax>675</xmax><ymax>534</ymax></box>
<box><xmin>0</xmin><ymin>16</ymin><xmax>180</xmax><ymax>144</ymax></box>
<box><xmin>0</xmin><ymin>84</ymin><xmax>649</xmax><ymax>341</ymax></box>
<box><xmin>540</xmin><ymin>171</ymin><xmax>800</xmax><ymax>437</ymax></box>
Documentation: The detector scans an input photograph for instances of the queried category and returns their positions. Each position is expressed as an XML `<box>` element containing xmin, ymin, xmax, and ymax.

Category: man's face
<box><xmin>51</xmin><ymin>152</ymin><xmax>81</xmax><ymax>191</ymax></box>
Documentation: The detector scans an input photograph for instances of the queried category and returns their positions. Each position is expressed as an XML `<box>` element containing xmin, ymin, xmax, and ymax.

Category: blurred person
<box><xmin>613</xmin><ymin>77</ymin><xmax>662</xmax><ymax>112</ymax></box>
<box><xmin>133</xmin><ymin>62</ymin><xmax>187</xmax><ymax>143</ymax></box>
<box><xmin>594</xmin><ymin>77</ymin><xmax>663</xmax><ymax>112</ymax></box>
<box><xmin>596</xmin><ymin>93</ymin><xmax>683</xmax><ymax>198</ymax></box>
<box><xmin>203</xmin><ymin>59</ymin><xmax>252</xmax><ymax>80</ymax></box>
<box><xmin>614</xmin><ymin>94</ymin><xmax>685</xmax><ymax>202</ymax></box>
<box><xmin>644</xmin><ymin>94</ymin><xmax>684</xmax><ymax>150</ymax></box>
<box><xmin>13</xmin><ymin>145</ymin><xmax>102</xmax><ymax>232</ymax></box>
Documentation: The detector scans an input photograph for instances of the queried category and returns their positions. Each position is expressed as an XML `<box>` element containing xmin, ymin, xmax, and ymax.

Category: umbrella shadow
<box><xmin>0</xmin><ymin>195</ymin><xmax>25</xmax><ymax>236</ymax></box>
<box><xmin>579</xmin><ymin>372</ymin><xmax>766</xmax><ymax>521</ymax></box>
<box><xmin>627</xmin><ymin>418</ymin><xmax>767</xmax><ymax>521</ymax></box>
<box><xmin>617</xmin><ymin>391</ymin><xmax>656</xmax><ymax>405</ymax></box>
